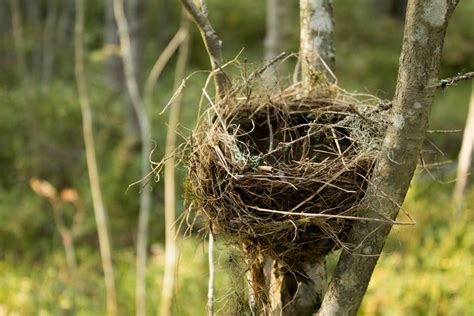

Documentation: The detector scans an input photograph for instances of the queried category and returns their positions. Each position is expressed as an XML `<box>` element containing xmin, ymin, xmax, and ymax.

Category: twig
<box><xmin>228</xmin><ymin>52</ymin><xmax>288</xmax><ymax>97</ymax></box>
<box><xmin>179</xmin><ymin>0</ymin><xmax>227</xmax><ymax>99</ymax></box>
<box><xmin>380</xmin><ymin>71</ymin><xmax>474</xmax><ymax>110</ymax></box>
<box><xmin>144</xmin><ymin>27</ymin><xmax>188</xmax><ymax>109</ymax></box>
<box><xmin>437</xmin><ymin>71</ymin><xmax>474</xmax><ymax>90</ymax></box>
<box><xmin>248</xmin><ymin>206</ymin><xmax>414</xmax><ymax>225</ymax></box>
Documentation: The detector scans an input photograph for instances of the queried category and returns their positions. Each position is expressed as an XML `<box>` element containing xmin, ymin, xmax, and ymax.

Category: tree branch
<box><xmin>318</xmin><ymin>1</ymin><xmax>460</xmax><ymax>314</ymax></box>
<box><xmin>179</xmin><ymin>0</ymin><xmax>227</xmax><ymax>99</ymax></box>
<box><xmin>437</xmin><ymin>71</ymin><xmax>474</xmax><ymax>89</ymax></box>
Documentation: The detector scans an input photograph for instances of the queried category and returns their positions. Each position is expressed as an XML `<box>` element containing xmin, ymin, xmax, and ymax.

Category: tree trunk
<box><xmin>105</xmin><ymin>0</ymin><xmax>123</xmax><ymax>92</ymax></box>
<box><xmin>74</xmin><ymin>1</ymin><xmax>118</xmax><ymax>315</ymax></box>
<box><xmin>264</xmin><ymin>0</ymin><xmax>292</xmax><ymax>75</ymax></box>
<box><xmin>25</xmin><ymin>0</ymin><xmax>42</xmax><ymax>80</ymax></box>
<box><xmin>10</xmin><ymin>0</ymin><xmax>42</xmax><ymax>173</ymax></box>
<box><xmin>106</xmin><ymin>0</ymin><xmax>144</xmax><ymax>145</ymax></box>
<box><xmin>372</xmin><ymin>0</ymin><xmax>408</xmax><ymax>20</ymax></box>
<box><xmin>10</xmin><ymin>0</ymin><xmax>27</xmax><ymax>80</ymax></box>
<box><xmin>160</xmin><ymin>15</ymin><xmax>190</xmax><ymax>316</ymax></box>
<box><xmin>299</xmin><ymin>0</ymin><xmax>335</xmax><ymax>86</ymax></box>
<box><xmin>112</xmin><ymin>1</ymin><xmax>152</xmax><ymax>315</ymax></box>
<box><xmin>41</xmin><ymin>0</ymin><xmax>60</xmax><ymax>84</ymax></box>
<box><xmin>318</xmin><ymin>0</ymin><xmax>459</xmax><ymax>314</ymax></box>
<box><xmin>452</xmin><ymin>81</ymin><xmax>474</xmax><ymax>214</ymax></box>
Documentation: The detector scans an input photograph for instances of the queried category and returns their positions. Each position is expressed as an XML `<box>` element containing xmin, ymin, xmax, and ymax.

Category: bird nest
<box><xmin>183</xmin><ymin>75</ymin><xmax>391</xmax><ymax>264</ymax></box>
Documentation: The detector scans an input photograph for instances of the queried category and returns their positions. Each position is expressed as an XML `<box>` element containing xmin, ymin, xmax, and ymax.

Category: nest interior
<box><xmin>185</xmin><ymin>78</ymin><xmax>390</xmax><ymax>265</ymax></box>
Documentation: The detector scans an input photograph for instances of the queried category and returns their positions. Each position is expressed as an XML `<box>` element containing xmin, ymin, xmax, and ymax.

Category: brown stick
<box><xmin>437</xmin><ymin>71</ymin><xmax>474</xmax><ymax>89</ymax></box>
<box><xmin>179</xmin><ymin>0</ymin><xmax>227</xmax><ymax>99</ymax></box>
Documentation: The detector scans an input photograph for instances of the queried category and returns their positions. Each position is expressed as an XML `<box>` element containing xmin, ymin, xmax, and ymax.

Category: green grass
<box><xmin>1</xmin><ymin>181</ymin><xmax>472</xmax><ymax>315</ymax></box>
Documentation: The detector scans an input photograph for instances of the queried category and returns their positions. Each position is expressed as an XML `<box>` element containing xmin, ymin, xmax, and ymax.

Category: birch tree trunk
<box><xmin>112</xmin><ymin>1</ymin><xmax>152</xmax><ymax>315</ymax></box>
<box><xmin>25</xmin><ymin>0</ymin><xmax>41</xmax><ymax>79</ymax></box>
<box><xmin>74</xmin><ymin>1</ymin><xmax>118</xmax><ymax>315</ymax></box>
<box><xmin>452</xmin><ymin>82</ymin><xmax>474</xmax><ymax>214</ymax></box>
<box><xmin>318</xmin><ymin>0</ymin><xmax>459</xmax><ymax>314</ymax></box>
<box><xmin>106</xmin><ymin>0</ymin><xmax>143</xmax><ymax>144</ymax></box>
<box><xmin>105</xmin><ymin>0</ymin><xmax>123</xmax><ymax>92</ymax></box>
<box><xmin>265</xmin><ymin>0</ymin><xmax>292</xmax><ymax>75</ymax></box>
<box><xmin>41</xmin><ymin>0</ymin><xmax>59</xmax><ymax>84</ymax></box>
<box><xmin>124</xmin><ymin>0</ymin><xmax>145</xmax><ymax>142</ymax></box>
<box><xmin>10</xmin><ymin>0</ymin><xmax>27</xmax><ymax>81</ymax></box>
<box><xmin>159</xmin><ymin>15</ymin><xmax>190</xmax><ymax>316</ymax></box>
<box><xmin>300</xmin><ymin>0</ymin><xmax>335</xmax><ymax>85</ymax></box>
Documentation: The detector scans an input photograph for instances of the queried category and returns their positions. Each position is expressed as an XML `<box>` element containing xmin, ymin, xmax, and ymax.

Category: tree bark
<box><xmin>10</xmin><ymin>0</ymin><xmax>27</xmax><ymax>80</ymax></box>
<box><xmin>106</xmin><ymin>0</ymin><xmax>143</xmax><ymax>144</ymax></box>
<box><xmin>25</xmin><ymin>0</ymin><xmax>41</xmax><ymax>79</ymax></box>
<box><xmin>452</xmin><ymin>81</ymin><xmax>474</xmax><ymax>214</ymax></box>
<box><xmin>41</xmin><ymin>0</ymin><xmax>59</xmax><ymax>84</ymax></box>
<box><xmin>299</xmin><ymin>0</ymin><xmax>335</xmax><ymax>86</ymax></box>
<box><xmin>265</xmin><ymin>0</ymin><xmax>292</xmax><ymax>75</ymax></box>
<box><xmin>318</xmin><ymin>0</ymin><xmax>459</xmax><ymax>314</ymax></box>
<box><xmin>112</xmin><ymin>1</ymin><xmax>152</xmax><ymax>315</ymax></box>
<box><xmin>105</xmin><ymin>0</ymin><xmax>123</xmax><ymax>92</ymax></box>
<box><xmin>159</xmin><ymin>15</ymin><xmax>190</xmax><ymax>316</ymax></box>
<box><xmin>74</xmin><ymin>1</ymin><xmax>118</xmax><ymax>315</ymax></box>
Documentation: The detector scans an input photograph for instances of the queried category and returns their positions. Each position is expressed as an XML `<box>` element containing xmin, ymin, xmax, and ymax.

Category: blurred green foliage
<box><xmin>0</xmin><ymin>0</ymin><xmax>473</xmax><ymax>314</ymax></box>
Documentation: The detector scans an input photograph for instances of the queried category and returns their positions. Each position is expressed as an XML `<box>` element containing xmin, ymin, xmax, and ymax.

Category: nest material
<box><xmin>185</xmin><ymin>77</ymin><xmax>390</xmax><ymax>264</ymax></box>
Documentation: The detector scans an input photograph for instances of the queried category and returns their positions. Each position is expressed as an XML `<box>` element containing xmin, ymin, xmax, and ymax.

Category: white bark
<box><xmin>300</xmin><ymin>0</ymin><xmax>335</xmax><ymax>86</ymax></box>
<box><xmin>159</xmin><ymin>16</ymin><xmax>190</xmax><ymax>316</ymax></box>
<box><xmin>453</xmin><ymin>82</ymin><xmax>474</xmax><ymax>213</ymax></box>
<box><xmin>112</xmin><ymin>1</ymin><xmax>152</xmax><ymax>315</ymax></box>
<box><xmin>74</xmin><ymin>1</ymin><xmax>118</xmax><ymax>315</ymax></box>
<box><xmin>207</xmin><ymin>233</ymin><xmax>215</xmax><ymax>316</ymax></box>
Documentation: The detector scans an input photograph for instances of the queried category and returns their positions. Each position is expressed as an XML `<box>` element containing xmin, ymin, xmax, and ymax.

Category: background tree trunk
<box><xmin>106</xmin><ymin>0</ymin><xmax>144</xmax><ymax>145</ymax></box>
<box><xmin>299</xmin><ymin>0</ymin><xmax>335</xmax><ymax>85</ymax></box>
<box><xmin>159</xmin><ymin>15</ymin><xmax>190</xmax><ymax>316</ymax></box>
<box><xmin>264</xmin><ymin>0</ymin><xmax>292</xmax><ymax>75</ymax></box>
<box><xmin>112</xmin><ymin>0</ymin><xmax>152</xmax><ymax>315</ymax></box>
<box><xmin>452</xmin><ymin>81</ymin><xmax>474</xmax><ymax>214</ymax></box>
<box><xmin>41</xmin><ymin>0</ymin><xmax>59</xmax><ymax>84</ymax></box>
<box><xmin>373</xmin><ymin>0</ymin><xmax>408</xmax><ymax>20</ymax></box>
<box><xmin>105</xmin><ymin>0</ymin><xmax>123</xmax><ymax>92</ymax></box>
<box><xmin>74</xmin><ymin>0</ymin><xmax>118</xmax><ymax>315</ymax></box>
<box><xmin>318</xmin><ymin>0</ymin><xmax>459</xmax><ymax>314</ymax></box>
